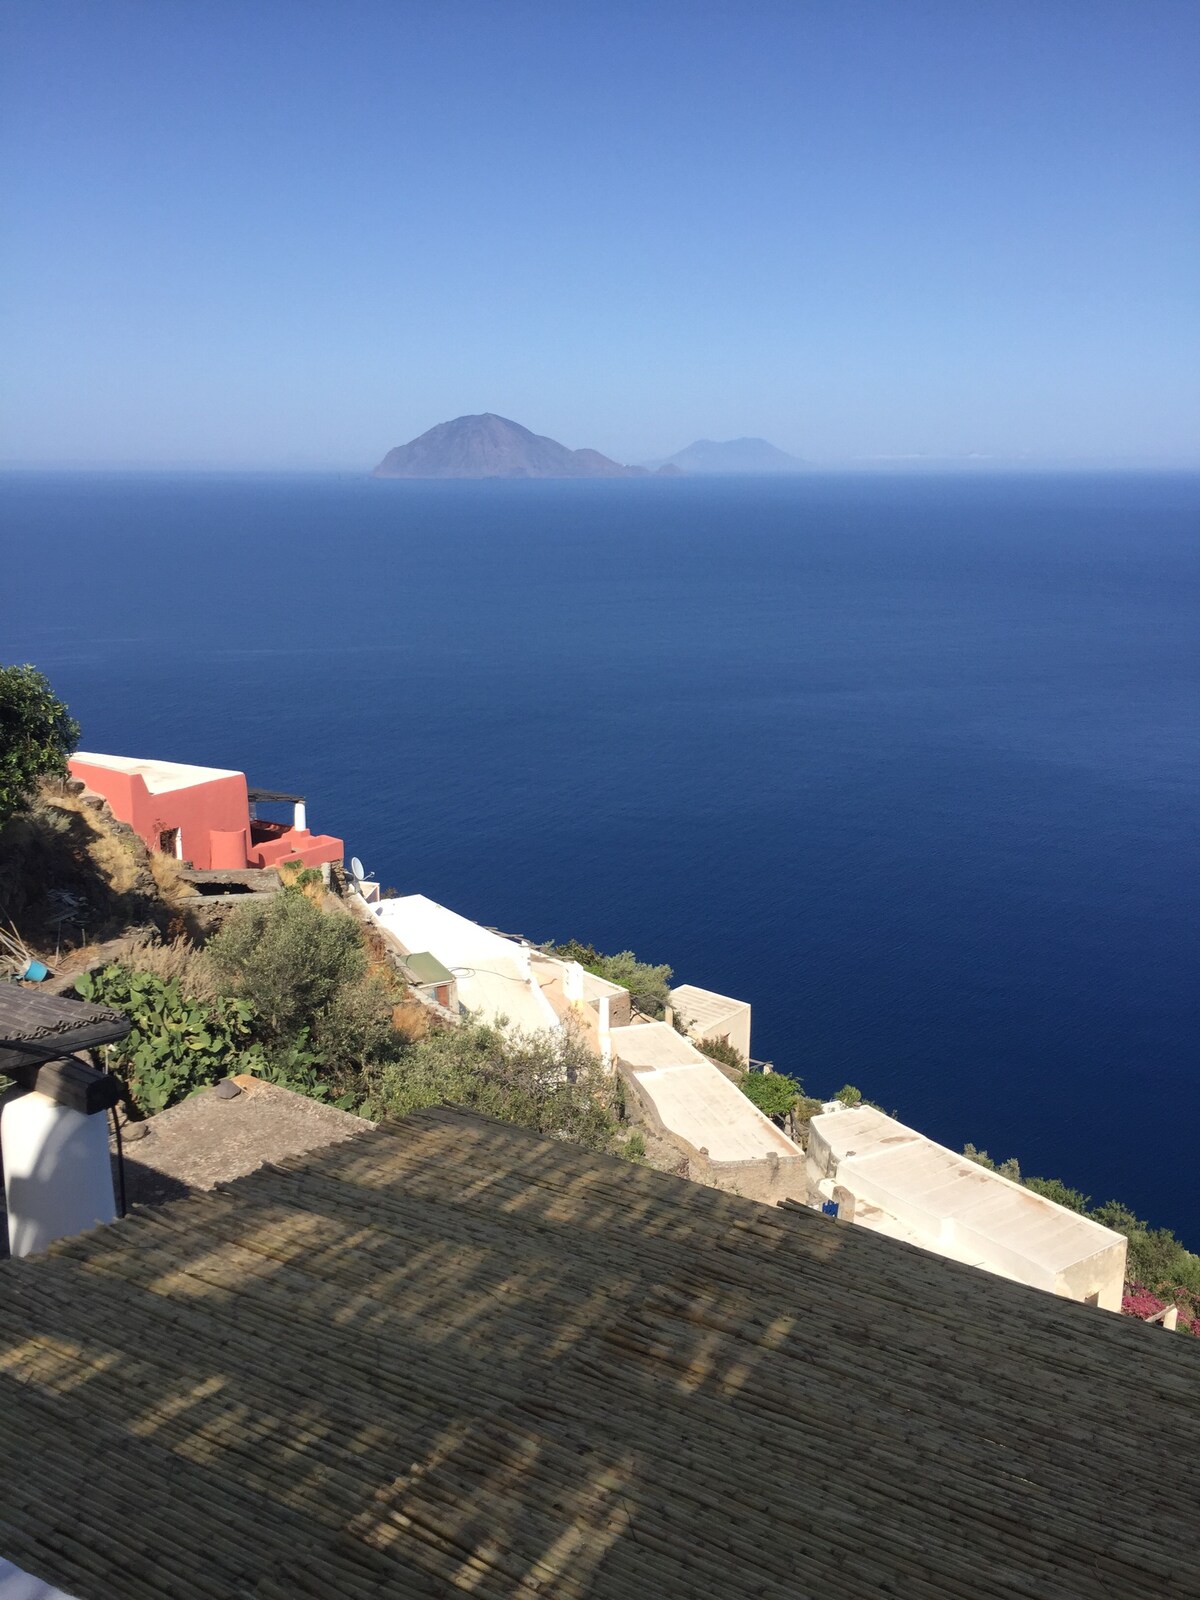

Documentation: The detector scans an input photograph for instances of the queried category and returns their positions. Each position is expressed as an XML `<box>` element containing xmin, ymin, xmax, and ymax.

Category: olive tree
<box><xmin>0</xmin><ymin>664</ymin><xmax>80</xmax><ymax>826</ymax></box>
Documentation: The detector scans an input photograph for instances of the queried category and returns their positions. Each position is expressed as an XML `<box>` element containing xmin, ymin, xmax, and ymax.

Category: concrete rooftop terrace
<box><xmin>811</xmin><ymin>1105</ymin><xmax>1125</xmax><ymax>1277</ymax></box>
<box><xmin>669</xmin><ymin>982</ymin><xmax>748</xmax><ymax>1033</ymax></box>
<box><xmin>70</xmin><ymin>752</ymin><xmax>243</xmax><ymax>794</ymax></box>
<box><xmin>610</xmin><ymin>1021</ymin><xmax>795</xmax><ymax>1163</ymax></box>
<box><xmin>372</xmin><ymin>894</ymin><xmax>560</xmax><ymax>1032</ymax></box>
<box><xmin>0</xmin><ymin>1108</ymin><xmax>1195</xmax><ymax>1599</ymax></box>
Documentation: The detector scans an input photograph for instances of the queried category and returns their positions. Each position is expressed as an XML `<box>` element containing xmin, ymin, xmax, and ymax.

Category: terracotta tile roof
<box><xmin>0</xmin><ymin>1107</ymin><xmax>1196</xmax><ymax>1599</ymax></box>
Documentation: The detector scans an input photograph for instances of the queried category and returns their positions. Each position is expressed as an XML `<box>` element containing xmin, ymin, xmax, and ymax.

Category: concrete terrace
<box><xmin>610</xmin><ymin>1021</ymin><xmax>796</xmax><ymax>1164</ymax></box>
<box><xmin>669</xmin><ymin>982</ymin><xmax>752</xmax><ymax>1060</ymax></box>
<box><xmin>808</xmin><ymin>1105</ymin><xmax>1128</xmax><ymax>1309</ymax></box>
<box><xmin>0</xmin><ymin>1108</ymin><xmax>1195</xmax><ymax>1599</ymax></box>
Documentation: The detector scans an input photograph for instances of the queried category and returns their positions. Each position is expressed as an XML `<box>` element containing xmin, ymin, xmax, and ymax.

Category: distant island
<box><xmin>647</xmin><ymin>437</ymin><xmax>804</xmax><ymax>474</ymax></box>
<box><xmin>373</xmin><ymin>414</ymin><xmax>680</xmax><ymax>479</ymax></box>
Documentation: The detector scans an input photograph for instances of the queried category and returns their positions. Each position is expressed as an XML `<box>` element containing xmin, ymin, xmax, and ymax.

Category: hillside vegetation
<box><xmin>75</xmin><ymin>880</ymin><xmax>634</xmax><ymax>1155</ymax></box>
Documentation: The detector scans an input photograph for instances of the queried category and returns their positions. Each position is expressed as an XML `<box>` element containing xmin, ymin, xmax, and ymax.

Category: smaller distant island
<box><xmin>373</xmin><ymin>414</ymin><xmax>680</xmax><ymax>479</ymax></box>
<box><xmin>646</xmin><ymin>437</ymin><xmax>804</xmax><ymax>474</ymax></box>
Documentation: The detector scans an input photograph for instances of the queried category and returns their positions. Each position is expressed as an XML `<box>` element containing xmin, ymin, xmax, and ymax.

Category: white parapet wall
<box><xmin>806</xmin><ymin>1106</ymin><xmax>1127</xmax><ymax>1311</ymax></box>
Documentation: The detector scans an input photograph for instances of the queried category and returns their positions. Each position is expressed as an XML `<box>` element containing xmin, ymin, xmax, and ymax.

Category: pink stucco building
<box><xmin>69</xmin><ymin>753</ymin><xmax>343</xmax><ymax>872</ymax></box>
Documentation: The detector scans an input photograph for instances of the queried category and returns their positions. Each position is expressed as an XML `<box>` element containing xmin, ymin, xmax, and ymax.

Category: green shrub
<box><xmin>963</xmin><ymin>1144</ymin><xmax>1022</xmax><ymax>1184</ymax></box>
<box><xmin>546</xmin><ymin>939</ymin><xmax>673</xmax><ymax>1019</ymax></box>
<box><xmin>699</xmin><ymin>1036</ymin><xmax>746</xmax><ymax>1071</ymax></box>
<box><xmin>311</xmin><ymin>971</ymin><xmax>402</xmax><ymax>1081</ymax></box>
<box><xmin>795</xmin><ymin>1095</ymin><xmax>826</xmax><ymax>1126</ymax></box>
<box><xmin>209</xmin><ymin>888</ymin><xmax>368</xmax><ymax>1050</ymax></box>
<box><xmin>1023</xmin><ymin>1175</ymin><xmax>1089</xmax><ymax>1213</ymax></box>
<box><xmin>1090</xmin><ymin>1199</ymin><xmax>1142</xmax><ymax>1234</ymax></box>
<box><xmin>740</xmin><ymin>1070</ymin><xmax>804</xmax><ymax>1120</ymax></box>
<box><xmin>834</xmin><ymin>1084</ymin><xmax>863</xmax><ymax>1107</ymax></box>
<box><xmin>363</xmin><ymin>1020</ymin><xmax>620</xmax><ymax>1153</ymax></box>
<box><xmin>0</xmin><ymin>664</ymin><xmax>80</xmax><ymax>826</ymax></box>
<box><xmin>621</xmin><ymin>1130</ymin><xmax>647</xmax><ymax>1162</ymax></box>
<box><xmin>75</xmin><ymin>964</ymin><xmax>260</xmax><ymax>1114</ymax></box>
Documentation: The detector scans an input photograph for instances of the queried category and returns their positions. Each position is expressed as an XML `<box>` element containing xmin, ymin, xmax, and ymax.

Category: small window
<box><xmin>158</xmin><ymin>828</ymin><xmax>180</xmax><ymax>857</ymax></box>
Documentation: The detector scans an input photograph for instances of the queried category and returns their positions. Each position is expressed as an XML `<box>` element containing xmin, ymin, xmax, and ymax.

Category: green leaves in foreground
<box><xmin>76</xmin><ymin>963</ymin><xmax>261</xmax><ymax>1114</ymax></box>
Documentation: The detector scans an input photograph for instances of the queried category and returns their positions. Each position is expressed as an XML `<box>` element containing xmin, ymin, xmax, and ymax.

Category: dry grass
<box><xmin>37</xmin><ymin>785</ymin><xmax>143</xmax><ymax>895</ymax></box>
<box><xmin>391</xmin><ymin>997</ymin><xmax>433</xmax><ymax>1042</ymax></box>
<box><xmin>120</xmin><ymin>932</ymin><xmax>220</xmax><ymax>1002</ymax></box>
<box><xmin>148</xmin><ymin>850</ymin><xmax>197</xmax><ymax>902</ymax></box>
<box><xmin>277</xmin><ymin>861</ymin><xmax>328</xmax><ymax>906</ymax></box>
<box><xmin>85</xmin><ymin>827</ymin><xmax>144</xmax><ymax>895</ymax></box>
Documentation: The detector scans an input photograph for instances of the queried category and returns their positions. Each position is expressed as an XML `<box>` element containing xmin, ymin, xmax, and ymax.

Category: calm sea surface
<box><xmin>2</xmin><ymin>471</ymin><xmax>1197</xmax><ymax>1236</ymax></box>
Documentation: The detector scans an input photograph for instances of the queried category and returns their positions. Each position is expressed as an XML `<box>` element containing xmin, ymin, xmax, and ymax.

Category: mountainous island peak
<box><xmin>373</xmin><ymin>414</ymin><xmax>677</xmax><ymax>479</ymax></box>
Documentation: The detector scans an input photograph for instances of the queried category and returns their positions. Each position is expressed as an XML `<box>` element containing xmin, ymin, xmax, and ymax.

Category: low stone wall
<box><xmin>695</xmin><ymin>1147</ymin><xmax>809</xmax><ymax>1205</ymax></box>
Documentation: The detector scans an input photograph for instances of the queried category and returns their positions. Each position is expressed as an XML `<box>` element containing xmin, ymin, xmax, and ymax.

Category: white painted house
<box><xmin>807</xmin><ymin>1105</ymin><xmax>1128</xmax><ymax>1311</ymax></box>
<box><xmin>669</xmin><ymin>983</ymin><xmax>752</xmax><ymax>1061</ymax></box>
<box><xmin>369</xmin><ymin>893</ymin><xmax>802</xmax><ymax>1200</ymax></box>
<box><xmin>370</xmin><ymin>894</ymin><xmax>630</xmax><ymax>1047</ymax></box>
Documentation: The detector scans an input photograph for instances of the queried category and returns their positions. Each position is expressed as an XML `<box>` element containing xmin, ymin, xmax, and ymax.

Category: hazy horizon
<box><xmin>3</xmin><ymin>2</ymin><xmax>1198</xmax><ymax>471</ymax></box>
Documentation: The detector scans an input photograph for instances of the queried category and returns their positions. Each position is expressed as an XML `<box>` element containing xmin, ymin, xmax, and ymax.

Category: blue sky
<box><xmin>3</xmin><ymin>1</ymin><xmax>1198</xmax><ymax>468</ymax></box>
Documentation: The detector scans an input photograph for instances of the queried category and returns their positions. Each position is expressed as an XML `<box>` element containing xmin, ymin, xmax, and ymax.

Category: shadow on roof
<box><xmin>0</xmin><ymin>1107</ymin><xmax>1196</xmax><ymax>1599</ymax></box>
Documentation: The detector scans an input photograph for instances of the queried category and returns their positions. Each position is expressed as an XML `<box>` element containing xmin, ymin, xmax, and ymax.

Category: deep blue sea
<box><xmin>2</xmin><ymin>471</ymin><xmax>1197</xmax><ymax>1237</ymax></box>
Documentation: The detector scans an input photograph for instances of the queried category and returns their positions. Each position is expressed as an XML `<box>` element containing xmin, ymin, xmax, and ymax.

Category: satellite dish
<box><xmin>350</xmin><ymin>857</ymin><xmax>365</xmax><ymax>882</ymax></box>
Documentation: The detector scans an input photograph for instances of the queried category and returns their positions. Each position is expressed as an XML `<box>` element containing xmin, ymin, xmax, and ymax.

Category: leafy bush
<box><xmin>210</xmin><ymin>888</ymin><xmax>368</xmax><ymax>1042</ymax></box>
<box><xmin>312</xmin><ymin>971</ymin><xmax>404</xmax><ymax>1082</ymax></box>
<box><xmin>740</xmin><ymin>1070</ymin><xmax>804</xmax><ymax>1120</ymax></box>
<box><xmin>1024</xmin><ymin>1175</ymin><xmax>1089</xmax><ymax>1213</ymax></box>
<box><xmin>699</xmin><ymin>1036</ymin><xmax>746</xmax><ymax>1071</ymax></box>
<box><xmin>75</xmin><ymin>964</ymin><xmax>260</xmax><ymax>1113</ymax></box>
<box><xmin>962</xmin><ymin>1144</ymin><xmax>1023</xmax><ymax>1184</ymax></box>
<box><xmin>834</xmin><ymin>1084</ymin><xmax>863</xmax><ymax>1107</ymax></box>
<box><xmin>621</xmin><ymin>1130</ymin><xmax>647</xmax><ymax>1162</ymax></box>
<box><xmin>362</xmin><ymin>1020</ymin><xmax>620</xmax><ymax>1153</ymax></box>
<box><xmin>0</xmin><ymin>664</ymin><xmax>80</xmax><ymax>826</ymax></box>
<box><xmin>547</xmin><ymin>939</ymin><xmax>673</xmax><ymax>1019</ymax></box>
